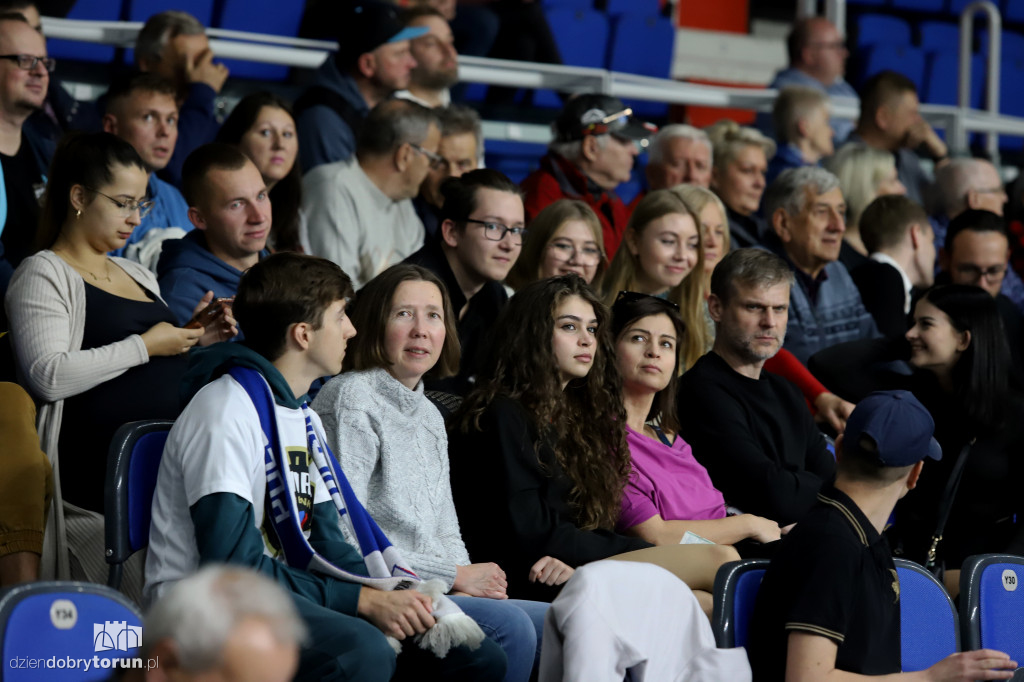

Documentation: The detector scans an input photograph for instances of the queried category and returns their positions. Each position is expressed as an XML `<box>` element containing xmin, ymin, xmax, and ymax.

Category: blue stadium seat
<box><xmin>711</xmin><ymin>559</ymin><xmax>769</xmax><ymax>649</ymax></box>
<box><xmin>895</xmin><ymin>559</ymin><xmax>960</xmax><ymax>672</ymax></box>
<box><xmin>924</xmin><ymin>50</ymin><xmax>984</xmax><ymax>108</ymax></box>
<box><xmin>213</xmin><ymin>0</ymin><xmax>307</xmax><ymax>80</ymax></box>
<box><xmin>948</xmin><ymin>0</ymin><xmax>978</xmax><ymax>13</ymax></box>
<box><xmin>1006</xmin><ymin>0</ymin><xmax>1024</xmax><ymax>24</ymax></box>
<box><xmin>46</xmin><ymin>0</ymin><xmax>123</xmax><ymax>63</ymax></box>
<box><xmin>484</xmin><ymin>140</ymin><xmax>548</xmax><ymax>186</ymax></box>
<box><xmin>128</xmin><ymin>0</ymin><xmax>214</xmax><ymax>27</ymax></box>
<box><xmin>859</xmin><ymin>45</ymin><xmax>926</xmax><ymax>93</ymax></box>
<box><xmin>104</xmin><ymin>420</ymin><xmax>173</xmax><ymax>590</ymax></box>
<box><xmin>540</xmin><ymin>0</ymin><xmax>592</xmax><ymax>9</ymax></box>
<box><xmin>892</xmin><ymin>0</ymin><xmax>945</xmax><ymax>10</ymax></box>
<box><xmin>617</xmin><ymin>169</ymin><xmax>643</xmax><ymax>206</ymax></box>
<box><xmin>606</xmin><ymin>13</ymin><xmax>673</xmax><ymax>118</ymax></box>
<box><xmin>0</xmin><ymin>582</ymin><xmax>143</xmax><ymax>681</ymax></box>
<box><xmin>981</xmin><ymin>30</ymin><xmax>1024</xmax><ymax>60</ymax></box>
<box><xmin>604</xmin><ymin>0</ymin><xmax>662</xmax><ymax>16</ymax></box>
<box><xmin>534</xmin><ymin>8</ymin><xmax>609</xmax><ymax>109</ymax></box>
<box><xmin>855</xmin><ymin>14</ymin><xmax>913</xmax><ymax>49</ymax></box>
<box><xmin>999</xmin><ymin>57</ymin><xmax>1024</xmax><ymax>147</ymax></box>
<box><xmin>960</xmin><ymin>554</ymin><xmax>1024</xmax><ymax>662</ymax></box>
<box><xmin>919</xmin><ymin>22</ymin><xmax>963</xmax><ymax>53</ymax></box>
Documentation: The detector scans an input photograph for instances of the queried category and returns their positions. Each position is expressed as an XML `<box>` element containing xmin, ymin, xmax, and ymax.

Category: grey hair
<box><xmin>763</xmin><ymin>166</ymin><xmax>841</xmax><ymax>221</ymax></box>
<box><xmin>648</xmin><ymin>124</ymin><xmax>713</xmax><ymax>165</ymax></box>
<box><xmin>141</xmin><ymin>566</ymin><xmax>307</xmax><ymax>671</ymax></box>
<box><xmin>710</xmin><ymin>247</ymin><xmax>795</xmax><ymax>304</ymax></box>
<box><xmin>135</xmin><ymin>10</ymin><xmax>204</xmax><ymax>67</ymax></box>
<box><xmin>823</xmin><ymin>142</ymin><xmax>896</xmax><ymax>229</ymax></box>
<box><xmin>934</xmin><ymin>158</ymin><xmax>994</xmax><ymax>218</ymax></box>
<box><xmin>438</xmin><ymin>104</ymin><xmax>482</xmax><ymax>150</ymax></box>
<box><xmin>772</xmin><ymin>86</ymin><xmax>828</xmax><ymax>145</ymax></box>
<box><xmin>549</xmin><ymin>134</ymin><xmax>607</xmax><ymax>161</ymax></box>
<box><xmin>356</xmin><ymin>98</ymin><xmax>441</xmax><ymax>159</ymax></box>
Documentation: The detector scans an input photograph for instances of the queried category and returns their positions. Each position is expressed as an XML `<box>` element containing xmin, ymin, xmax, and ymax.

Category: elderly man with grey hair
<box><xmin>766</xmin><ymin>86</ymin><xmax>834</xmax><ymax>186</ymax></box>
<box><xmin>644</xmin><ymin>124</ymin><xmax>713</xmax><ymax>191</ymax></box>
<box><xmin>764</xmin><ymin>166</ymin><xmax>879</xmax><ymax>363</ymax></box>
<box><xmin>117</xmin><ymin>566</ymin><xmax>306</xmax><ymax>682</ymax></box>
<box><xmin>134</xmin><ymin>10</ymin><xmax>228</xmax><ymax>189</ymax></box>
<box><xmin>303</xmin><ymin>99</ymin><xmax>441</xmax><ymax>289</ymax></box>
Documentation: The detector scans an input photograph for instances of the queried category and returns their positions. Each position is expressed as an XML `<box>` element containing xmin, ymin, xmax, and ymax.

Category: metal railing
<box><xmin>960</xmin><ymin>1</ymin><xmax>1002</xmax><ymax>161</ymax></box>
<box><xmin>37</xmin><ymin>15</ymin><xmax>1024</xmax><ymax>152</ymax></box>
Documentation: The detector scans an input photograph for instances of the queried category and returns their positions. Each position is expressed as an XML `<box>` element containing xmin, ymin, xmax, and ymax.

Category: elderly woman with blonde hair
<box><xmin>705</xmin><ymin>120</ymin><xmax>776</xmax><ymax>250</ymax></box>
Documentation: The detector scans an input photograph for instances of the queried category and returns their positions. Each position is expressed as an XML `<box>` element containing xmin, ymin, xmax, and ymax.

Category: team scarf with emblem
<box><xmin>229</xmin><ymin>366</ymin><xmax>485</xmax><ymax>657</ymax></box>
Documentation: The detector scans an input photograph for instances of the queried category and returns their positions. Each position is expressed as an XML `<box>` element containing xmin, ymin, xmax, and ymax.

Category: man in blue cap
<box><xmin>748</xmin><ymin>390</ymin><xmax>1016</xmax><ymax>681</ymax></box>
<box><xmin>296</xmin><ymin>0</ymin><xmax>429</xmax><ymax>171</ymax></box>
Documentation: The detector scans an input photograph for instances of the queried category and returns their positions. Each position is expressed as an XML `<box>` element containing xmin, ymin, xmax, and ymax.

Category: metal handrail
<box><xmin>959</xmin><ymin>1</ymin><xmax>1002</xmax><ymax>161</ymax></box>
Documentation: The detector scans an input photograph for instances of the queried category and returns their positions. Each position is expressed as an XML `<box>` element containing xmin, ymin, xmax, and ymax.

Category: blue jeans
<box><xmin>450</xmin><ymin>595</ymin><xmax>549</xmax><ymax>682</ymax></box>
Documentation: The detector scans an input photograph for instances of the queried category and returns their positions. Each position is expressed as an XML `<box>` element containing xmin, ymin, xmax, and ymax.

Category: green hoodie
<box><xmin>183</xmin><ymin>342</ymin><xmax>366</xmax><ymax>616</ymax></box>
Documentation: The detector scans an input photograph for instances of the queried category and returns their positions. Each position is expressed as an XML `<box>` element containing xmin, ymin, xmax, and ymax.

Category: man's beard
<box><xmin>412</xmin><ymin>65</ymin><xmax>458</xmax><ymax>91</ymax></box>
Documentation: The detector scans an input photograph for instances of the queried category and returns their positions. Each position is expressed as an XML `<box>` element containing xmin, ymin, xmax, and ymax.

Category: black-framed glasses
<box><xmin>409</xmin><ymin>143</ymin><xmax>446</xmax><ymax>170</ymax></box>
<box><xmin>547</xmin><ymin>239</ymin><xmax>603</xmax><ymax>266</ymax></box>
<box><xmin>0</xmin><ymin>54</ymin><xmax>55</xmax><ymax>72</ymax></box>
<box><xmin>84</xmin><ymin>187</ymin><xmax>154</xmax><ymax>220</ymax></box>
<box><xmin>465</xmin><ymin>218</ymin><xmax>527</xmax><ymax>244</ymax></box>
<box><xmin>613</xmin><ymin>290</ymin><xmax>680</xmax><ymax>311</ymax></box>
<box><xmin>954</xmin><ymin>263</ymin><xmax>1007</xmax><ymax>281</ymax></box>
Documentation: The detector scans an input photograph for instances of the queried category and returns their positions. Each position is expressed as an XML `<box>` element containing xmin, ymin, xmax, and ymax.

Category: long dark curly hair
<box><xmin>456</xmin><ymin>274</ymin><xmax>630</xmax><ymax>531</ymax></box>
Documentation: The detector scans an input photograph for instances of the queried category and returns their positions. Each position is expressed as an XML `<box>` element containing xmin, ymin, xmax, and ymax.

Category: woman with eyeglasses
<box><xmin>448</xmin><ymin>275</ymin><xmax>738</xmax><ymax>614</ymax></box>
<box><xmin>810</xmin><ymin>284</ymin><xmax>1024</xmax><ymax>597</ymax></box>
<box><xmin>217</xmin><ymin>92</ymin><xmax>304</xmax><ymax>253</ymax></box>
<box><xmin>611</xmin><ymin>292</ymin><xmax>781</xmax><ymax>551</ymax></box>
<box><xmin>5</xmin><ymin>134</ymin><xmax>234</xmax><ymax>571</ymax></box>
<box><xmin>506</xmin><ymin>199</ymin><xmax>607</xmax><ymax>290</ymax></box>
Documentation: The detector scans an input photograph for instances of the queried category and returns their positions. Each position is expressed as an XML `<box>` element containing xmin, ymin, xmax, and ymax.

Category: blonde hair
<box><xmin>772</xmin><ymin>86</ymin><xmax>828</xmax><ymax>145</ymax></box>
<box><xmin>507</xmin><ymin>199</ymin><xmax>607</xmax><ymax>290</ymax></box>
<box><xmin>705</xmin><ymin>119</ymin><xmax>777</xmax><ymax>173</ymax></box>
<box><xmin>824</xmin><ymin>142</ymin><xmax>897</xmax><ymax>230</ymax></box>
<box><xmin>671</xmin><ymin>185</ymin><xmax>730</xmax><ymax>299</ymax></box>
<box><xmin>601</xmin><ymin>189</ymin><xmax>707</xmax><ymax>372</ymax></box>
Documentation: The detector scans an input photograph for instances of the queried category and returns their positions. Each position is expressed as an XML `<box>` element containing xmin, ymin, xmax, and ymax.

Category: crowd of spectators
<box><xmin>2</xmin><ymin>1</ymin><xmax>1024</xmax><ymax>679</ymax></box>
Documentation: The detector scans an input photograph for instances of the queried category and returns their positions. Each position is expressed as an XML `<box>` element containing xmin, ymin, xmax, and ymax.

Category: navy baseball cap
<box><xmin>553</xmin><ymin>94</ymin><xmax>658</xmax><ymax>144</ymax></box>
<box><xmin>335</xmin><ymin>1</ymin><xmax>429</xmax><ymax>66</ymax></box>
<box><xmin>844</xmin><ymin>390</ymin><xmax>942</xmax><ymax>467</ymax></box>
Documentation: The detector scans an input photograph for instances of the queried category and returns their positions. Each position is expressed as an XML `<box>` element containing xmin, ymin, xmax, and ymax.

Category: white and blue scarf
<box><xmin>230</xmin><ymin>366</ymin><xmax>484</xmax><ymax>657</ymax></box>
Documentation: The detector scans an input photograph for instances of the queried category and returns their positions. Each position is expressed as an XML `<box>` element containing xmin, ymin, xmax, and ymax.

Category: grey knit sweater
<box><xmin>311</xmin><ymin>367</ymin><xmax>471</xmax><ymax>589</ymax></box>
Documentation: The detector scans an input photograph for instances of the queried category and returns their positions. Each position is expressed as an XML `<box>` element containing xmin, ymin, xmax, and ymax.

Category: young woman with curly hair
<box><xmin>448</xmin><ymin>274</ymin><xmax>737</xmax><ymax>613</ymax></box>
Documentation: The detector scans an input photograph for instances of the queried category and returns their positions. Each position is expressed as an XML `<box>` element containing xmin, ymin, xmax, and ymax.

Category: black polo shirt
<box><xmin>748</xmin><ymin>485</ymin><xmax>901</xmax><ymax>681</ymax></box>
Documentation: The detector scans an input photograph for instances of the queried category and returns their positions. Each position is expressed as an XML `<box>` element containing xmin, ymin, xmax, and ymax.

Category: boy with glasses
<box><xmin>405</xmin><ymin>168</ymin><xmax>525</xmax><ymax>394</ymax></box>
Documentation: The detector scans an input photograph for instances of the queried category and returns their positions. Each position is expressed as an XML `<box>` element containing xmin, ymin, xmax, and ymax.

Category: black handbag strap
<box><xmin>926</xmin><ymin>438</ymin><xmax>975</xmax><ymax>569</ymax></box>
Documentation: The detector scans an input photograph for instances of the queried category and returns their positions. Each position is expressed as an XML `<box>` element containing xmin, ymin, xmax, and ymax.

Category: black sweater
<box><xmin>448</xmin><ymin>395</ymin><xmax>651</xmax><ymax>602</ymax></box>
<box><xmin>676</xmin><ymin>351</ymin><xmax>835</xmax><ymax>526</ymax></box>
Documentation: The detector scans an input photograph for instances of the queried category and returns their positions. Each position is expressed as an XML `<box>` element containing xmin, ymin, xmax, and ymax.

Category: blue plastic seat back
<box><xmin>0</xmin><ymin>582</ymin><xmax>143</xmax><ymax>681</ymax></box>
<box><xmin>924</xmin><ymin>50</ymin><xmax>984</xmax><ymax>108</ymax></box>
<box><xmin>711</xmin><ymin>559</ymin><xmax>769</xmax><ymax>649</ymax></box>
<box><xmin>484</xmin><ymin>140</ymin><xmax>548</xmax><ymax>185</ymax></box>
<box><xmin>214</xmin><ymin>0</ymin><xmax>307</xmax><ymax>81</ymax></box>
<box><xmin>541</xmin><ymin>0</ymin><xmax>592</xmax><ymax>9</ymax></box>
<box><xmin>534</xmin><ymin>8</ymin><xmax>609</xmax><ymax>109</ymax></box>
<box><xmin>859</xmin><ymin>45</ymin><xmax>926</xmax><ymax>93</ymax></box>
<box><xmin>919</xmin><ymin>22</ymin><xmax>963</xmax><ymax>53</ymax></box>
<box><xmin>604</xmin><ymin>0</ymin><xmax>662</xmax><ymax>16</ymax></box>
<box><xmin>896</xmin><ymin>559</ymin><xmax>960</xmax><ymax>672</ymax></box>
<box><xmin>126</xmin><ymin>430</ymin><xmax>170</xmax><ymax>551</ymax></box>
<box><xmin>961</xmin><ymin>555</ymin><xmax>1024</xmax><ymax>662</ymax></box>
<box><xmin>46</xmin><ymin>0</ymin><xmax>123</xmax><ymax>64</ymax></box>
<box><xmin>606</xmin><ymin>13</ymin><xmax>673</xmax><ymax>118</ymax></box>
<box><xmin>1006</xmin><ymin>0</ymin><xmax>1024</xmax><ymax>24</ymax></box>
<box><xmin>981</xmin><ymin>30</ymin><xmax>1024</xmax><ymax>60</ymax></box>
<box><xmin>855</xmin><ymin>14</ymin><xmax>913</xmax><ymax>49</ymax></box>
<box><xmin>892</xmin><ymin>0</ymin><xmax>945</xmax><ymax>10</ymax></box>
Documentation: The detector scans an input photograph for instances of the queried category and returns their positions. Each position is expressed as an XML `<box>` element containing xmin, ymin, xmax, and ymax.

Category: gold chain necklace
<box><xmin>54</xmin><ymin>247</ymin><xmax>113</xmax><ymax>283</ymax></box>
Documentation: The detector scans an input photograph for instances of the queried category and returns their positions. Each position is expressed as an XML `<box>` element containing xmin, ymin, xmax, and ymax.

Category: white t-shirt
<box><xmin>144</xmin><ymin>373</ymin><xmax>331</xmax><ymax>604</ymax></box>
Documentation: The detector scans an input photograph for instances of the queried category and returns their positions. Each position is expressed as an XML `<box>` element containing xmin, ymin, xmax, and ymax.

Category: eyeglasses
<box><xmin>409</xmin><ymin>143</ymin><xmax>446</xmax><ymax>170</ymax></box>
<box><xmin>955</xmin><ymin>263</ymin><xmax>1007</xmax><ymax>281</ymax></box>
<box><xmin>0</xmin><ymin>54</ymin><xmax>55</xmax><ymax>72</ymax></box>
<box><xmin>465</xmin><ymin>218</ymin><xmax>527</xmax><ymax>244</ymax></box>
<box><xmin>85</xmin><ymin>188</ymin><xmax>154</xmax><ymax>220</ymax></box>
<box><xmin>613</xmin><ymin>290</ymin><xmax>680</xmax><ymax>311</ymax></box>
<box><xmin>547</xmin><ymin>239</ymin><xmax>603</xmax><ymax>266</ymax></box>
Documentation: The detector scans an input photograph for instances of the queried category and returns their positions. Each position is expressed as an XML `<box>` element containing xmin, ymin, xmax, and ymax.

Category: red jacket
<box><xmin>521</xmin><ymin>152</ymin><xmax>632</xmax><ymax>259</ymax></box>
